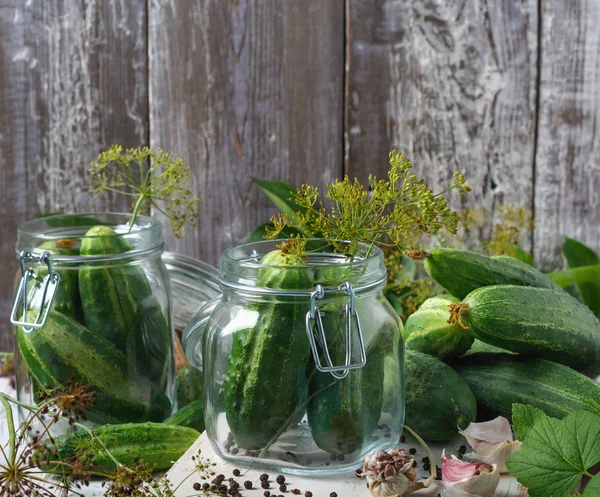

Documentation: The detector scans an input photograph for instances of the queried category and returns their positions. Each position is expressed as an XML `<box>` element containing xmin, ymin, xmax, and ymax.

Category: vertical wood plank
<box><xmin>149</xmin><ymin>0</ymin><xmax>344</xmax><ymax>264</ymax></box>
<box><xmin>0</xmin><ymin>0</ymin><xmax>148</xmax><ymax>350</ymax></box>
<box><xmin>534</xmin><ymin>0</ymin><xmax>600</xmax><ymax>270</ymax></box>
<box><xmin>347</xmin><ymin>0</ymin><xmax>539</xmax><ymax>244</ymax></box>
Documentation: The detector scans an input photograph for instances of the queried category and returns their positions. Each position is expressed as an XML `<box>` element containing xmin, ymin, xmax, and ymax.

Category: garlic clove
<box><xmin>458</xmin><ymin>416</ymin><xmax>522</xmax><ymax>473</ymax></box>
<box><xmin>441</xmin><ymin>450</ymin><xmax>500</xmax><ymax>497</ymax></box>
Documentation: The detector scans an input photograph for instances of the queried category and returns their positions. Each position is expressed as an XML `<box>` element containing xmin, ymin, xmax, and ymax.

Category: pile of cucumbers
<box><xmin>17</xmin><ymin>226</ymin><xmax>173</xmax><ymax>424</ymax></box>
<box><xmin>402</xmin><ymin>247</ymin><xmax>600</xmax><ymax>441</ymax></box>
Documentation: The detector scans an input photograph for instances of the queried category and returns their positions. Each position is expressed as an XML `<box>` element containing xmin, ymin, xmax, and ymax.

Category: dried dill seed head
<box><xmin>266</xmin><ymin>150</ymin><xmax>470</xmax><ymax>259</ymax></box>
<box><xmin>89</xmin><ymin>145</ymin><xmax>201</xmax><ymax>238</ymax></box>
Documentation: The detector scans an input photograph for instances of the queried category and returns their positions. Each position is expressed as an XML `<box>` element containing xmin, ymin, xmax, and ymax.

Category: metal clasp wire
<box><xmin>10</xmin><ymin>251</ymin><xmax>60</xmax><ymax>333</ymax></box>
<box><xmin>305</xmin><ymin>282</ymin><xmax>366</xmax><ymax>379</ymax></box>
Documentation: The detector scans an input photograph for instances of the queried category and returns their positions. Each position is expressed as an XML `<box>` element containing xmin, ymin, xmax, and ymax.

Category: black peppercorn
<box><xmin>459</xmin><ymin>445</ymin><xmax>467</xmax><ymax>454</ymax></box>
<box><xmin>231</xmin><ymin>447</ymin><xmax>239</xmax><ymax>455</ymax></box>
<box><xmin>264</xmin><ymin>492</ymin><xmax>271</xmax><ymax>497</ymax></box>
<box><xmin>279</xmin><ymin>484</ymin><xmax>287</xmax><ymax>492</ymax></box>
<box><xmin>276</xmin><ymin>475</ymin><xmax>286</xmax><ymax>484</ymax></box>
<box><xmin>219</xmin><ymin>484</ymin><xmax>228</xmax><ymax>492</ymax></box>
<box><xmin>400</xmin><ymin>435</ymin><xmax>406</xmax><ymax>443</ymax></box>
<box><xmin>330</xmin><ymin>493</ymin><xmax>338</xmax><ymax>497</ymax></box>
<box><xmin>423</xmin><ymin>462</ymin><xmax>431</xmax><ymax>471</ymax></box>
<box><xmin>260</xmin><ymin>473</ymin><xmax>269</xmax><ymax>481</ymax></box>
<box><xmin>244</xmin><ymin>481</ymin><xmax>253</xmax><ymax>489</ymax></box>
<box><xmin>202</xmin><ymin>483</ymin><xmax>210</xmax><ymax>490</ymax></box>
<box><xmin>261</xmin><ymin>481</ymin><xmax>270</xmax><ymax>489</ymax></box>
<box><xmin>409</xmin><ymin>447</ymin><xmax>417</xmax><ymax>455</ymax></box>
<box><xmin>233</xmin><ymin>469</ymin><xmax>241</xmax><ymax>477</ymax></box>
<box><xmin>193</xmin><ymin>483</ymin><xmax>201</xmax><ymax>491</ymax></box>
<box><xmin>291</xmin><ymin>489</ymin><xmax>301</xmax><ymax>495</ymax></box>
<box><xmin>305</xmin><ymin>492</ymin><xmax>313</xmax><ymax>497</ymax></box>
<box><xmin>337</xmin><ymin>454</ymin><xmax>345</xmax><ymax>461</ymax></box>
<box><xmin>412</xmin><ymin>460</ymin><xmax>417</xmax><ymax>467</ymax></box>
<box><xmin>210</xmin><ymin>485</ymin><xmax>218</xmax><ymax>491</ymax></box>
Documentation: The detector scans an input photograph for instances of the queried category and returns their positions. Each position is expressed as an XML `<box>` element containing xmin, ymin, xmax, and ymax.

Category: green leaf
<box><xmin>506</xmin><ymin>410</ymin><xmax>600</xmax><ymax>497</ymax></box>
<box><xmin>512</xmin><ymin>403</ymin><xmax>546</xmax><ymax>441</ymax></box>
<box><xmin>583</xmin><ymin>473</ymin><xmax>600</xmax><ymax>497</ymax></box>
<box><xmin>252</xmin><ymin>178</ymin><xmax>306</xmax><ymax>218</ymax></box>
<box><xmin>243</xmin><ymin>223</ymin><xmax>303</xmax><ymax>243</ymax></box>
<box><xmin>563</xmin><ymin>237</ymin><xmax>600</xmax><ymax>315</ymax></box>
<box><xmin>549</xmin><ymin>265</ymin><xmax>600</xmax><ymax>288</ymax></box>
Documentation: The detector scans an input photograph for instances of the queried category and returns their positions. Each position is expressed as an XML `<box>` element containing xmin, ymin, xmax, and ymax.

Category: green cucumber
<box><xmin>33</xmin><ymin>240</ymin><xmax>84</xmax><ymax>323</ymax></box>
<box><xmin>51</xmin><ymin>422</ymin><xmax>199</xmax><ymax>471</ymax></box>
<box><xmin>165</xmin><ymin>399</ymin><xmax>205</xmax><ymax>432</ymax></box>
<box><xmin>224</xmin><ymin>247</ymin><xmax>313</xmax><ymax>450</ymax></box>
<box><xmin>306</xmin><ymin>306</ymin><xmax>390</xmax><ymax>454</ymax></box>
<box><xmin>404</xmin><ymin>295</ymin><xmax>473</xmax><ymax>362</ymax></box>
<box><xmin>78</xmin><ymin>226</ymin><xmax>172</xmax><ymax>391</ymax></box>
<box><xmin>455</xmin><ymin>353</ymin><xmax>600</xmax><ymax>420</ymax></box>
<box><xmin>17</xmin><ymin>310</ymin><xmax>170</xmax><ymax>424</ymax></box>
<box><xmin>403</xmin><ymin>350</ymin><xmax>477</xmax><ymax>441</ymax></box>
<box><xmin>177</xmin><ymin>365</ymin><xmax>203</xmax><ymax>408</ymax></box>
<box><xmin>422</xmin><ymin>248</ymin><xmax>561</xmax><ymax>299</ymax></box>
<box><xmin>455</xmin><ymin>285</ymin><xmax>600</xmax><ymax>372</ymax></box>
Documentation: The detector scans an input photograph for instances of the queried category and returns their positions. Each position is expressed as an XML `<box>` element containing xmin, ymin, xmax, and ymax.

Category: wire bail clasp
<box><xmin>305</xmin><ymin>282</ymin><xmax>367</xmax><ymax>379</ymax></box>
<box><xmin>10</xmin><ymin>250</ymin><xmax>60</xmax><ymax>333</ymax></box>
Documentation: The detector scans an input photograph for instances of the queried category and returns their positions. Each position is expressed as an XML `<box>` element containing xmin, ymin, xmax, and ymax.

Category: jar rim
<box><xmin>16</xmin><ymin>213</ymin><xmax>164</xmax><ymax>261</ymax></box>
<box><xmin>218</xmin><ymin>239</ymin><xmax>387</xmax><ymax>292</ymax></box>
<box><xmin>220</xmin><ymin>238</ymin><xmax>383</xmax><ymax>269</ymax></box>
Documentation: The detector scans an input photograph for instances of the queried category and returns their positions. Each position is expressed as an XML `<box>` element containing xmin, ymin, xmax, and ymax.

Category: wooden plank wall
<box><xmin>0</xmin><ymin>0</ymin><xmax>599</xmax><ymax>349</ymax></box>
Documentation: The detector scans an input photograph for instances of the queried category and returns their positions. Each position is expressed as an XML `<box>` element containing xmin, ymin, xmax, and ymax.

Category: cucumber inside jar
<box><xmin>16</xmin><ymin>222</ymin><xmax>173</xmax><ymax>424</ymax></box>
<box><xmin>217</xmin><ymin>242</ymin><xmax>403</xmax><ymax>472</ymax></box>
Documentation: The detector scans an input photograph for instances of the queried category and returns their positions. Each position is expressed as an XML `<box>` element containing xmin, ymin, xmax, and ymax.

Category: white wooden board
<box><xmin>166</xmin><ymin>432</ymin><xmax>527</xmax><ymax>497</ymax></box>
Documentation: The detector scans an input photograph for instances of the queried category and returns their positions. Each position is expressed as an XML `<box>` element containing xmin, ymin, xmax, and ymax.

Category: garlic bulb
<box><xmin>459</xmin><ymin>416</ymin><xmax>522</xmax><ymax>473</ymax></box>
<box><xmin>440</xmin><ymin>450</ymin><xmax>499</xmax><ymax>497</ymax></box>
<box><xmin>362</xmin><ymin>449</ymin><xmax>424</xmax><ymax>497</ymax></box>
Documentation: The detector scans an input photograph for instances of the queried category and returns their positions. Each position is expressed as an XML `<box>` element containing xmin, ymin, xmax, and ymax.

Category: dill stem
<box><xmin>128</xmin><ymin>194</ymin><xmax>146</xmax><ymax>232</ymax></box>
<box><xmin>0</xmin><ymin>394</ymin><xmax>15</xmax><ymax>465</ymax></box>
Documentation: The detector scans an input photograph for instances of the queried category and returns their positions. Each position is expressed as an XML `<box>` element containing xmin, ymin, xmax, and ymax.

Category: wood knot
<box><xmin>447</xmin><ymin>302</ymin><xmax>469</xmax><ymax>330</ymax></box>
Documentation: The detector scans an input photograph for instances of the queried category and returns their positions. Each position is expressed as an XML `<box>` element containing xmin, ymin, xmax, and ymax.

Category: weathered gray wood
<box><xmin>0</xmin><ymin>0</ymin><xmax>148</xmax><ymax>350</ymax></box>
<box><xmin>346</xmin><ymin>0</ymin><xmax>539</xmax><ymax>245</ymax></box>
<box><xmin>533</xmin><ymin>0</ymin><xmax>600</xmax><ymax>270</ymax></box>
<box><xmin>149</xmin><ymin>0</ymin><xmax>345</xmax><ymax>265</ymax></box>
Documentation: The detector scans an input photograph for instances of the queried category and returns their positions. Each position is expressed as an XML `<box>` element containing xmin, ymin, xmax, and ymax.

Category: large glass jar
<box><xmin>11</xmin><ymin>213</ymin><xmax>175</xmax><ymax>425</ymax></box>
<box><xmin>188</xmin><ymin>239</ymin><xmax>405</xmax><ymax>475</ymax></box>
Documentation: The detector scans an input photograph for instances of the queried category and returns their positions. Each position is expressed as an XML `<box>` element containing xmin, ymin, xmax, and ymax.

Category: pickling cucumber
<box><xmin>224</xmin><ymin>246</ymin><xmax>313</xmax><ymax>450</ymax></box>
<box><xmin>421</xmin><ymin>248</ymin><xmax>561</xmax><ymax>299</ymax></box>
<box><xmin>455</xmin><ymin>353</ymin><xmax>600</xmax><ymax>420</ymax></box>
<box><xmin>454</xmin><ymin>285</ymin><xmax>600</xmax><ymax>372</ymax></box>
<box><xmin>17</xmin><ymin>310</ymin><xmax>171</xmax><ymax>424</ymax></box>
<box><xmin>404</xmin><ymin>295</ymin><xmax>473</xmax><ymax>362</ymax></box>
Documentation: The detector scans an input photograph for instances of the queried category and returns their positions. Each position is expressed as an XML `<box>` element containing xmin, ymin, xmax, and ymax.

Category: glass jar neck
<box><xmin>16</xmin><ymin>213</ymin><xmax>164</xmax><ymax>265</ymax></box>
<box><xmin>218</xmin><ymin>239</ymin><xmax>387</xmax><ymax>294</ymax></box>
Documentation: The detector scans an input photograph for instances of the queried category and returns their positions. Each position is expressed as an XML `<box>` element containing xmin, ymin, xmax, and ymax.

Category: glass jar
<box><xmin>11</xmin><ymin>213</ymin><xmax>175</xmax><ymax>425</ymax></box>
<box><xmin>186</xmin><ymin>239</ymin><xmax>405</xmax><ymax>475</ymax></box>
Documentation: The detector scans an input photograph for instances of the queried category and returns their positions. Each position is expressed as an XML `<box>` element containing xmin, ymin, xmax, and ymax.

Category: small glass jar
<box><xmin>186</xmin><ymin>239</ymin><xmax>405</xmax><ymax>475</ymax></box>
<box><xmin>11</xmin><ymin>213</ymin><xmax>175</xmax><ymax>425</ymax></box>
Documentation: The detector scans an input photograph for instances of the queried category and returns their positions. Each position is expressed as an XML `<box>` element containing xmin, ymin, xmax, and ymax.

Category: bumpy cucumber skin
<box><xmin>224</xmin><ymin>249</ymin><xmax>312</xmax><ymax>450</ymax></box>
<box><xmin>423</xmin><ymin>248</ymin><xmax>561</xmax><ymax>299</ymax></box>
<box><xmin>306</xmin><ymin>308</ymin><xmax>389</xmax><ymax>454</ymax></box>
<box><xmin>404</xmin><ymin>295</ymin><xmax>473</xmax><ymax>362</ymax></box>
<box><xmin>455</xmin><ymin>353</ymin><xmax>600</xmax><ymax>420</ymax></box>
<box><xmin>177</xmin><ymin>365</ymin><xmax>204</xmax><ymax>408</ymax></box>
<box><xmin>403</xmin><ymin>350</ymin><xmax>476</xmax><ymax>442</ymax></box>
<box><xmin>78</xmin><ymin>226</ymin><xmax>172</xmax><ymax>393</ymax></box>
<box><xmin>461</xmin><ymin>285</ymin><xmax>600</xmax><ymax>372</ymax></box>
<box><xmin>17</xmin><ymin>310</ymin><xmax>171</xmax><ymax>424</ymax></box>
<box><xmin>34</xmin><ymin>241</ymin><xmax>84</xmax><ymax>323</ymax></box>
<box><xmin>53</xmin><ymin>422</ymin><xmax>199</xmax><ymax>471</ymax></box>
<box><xmin>165</xmin><ymin>399</ymin><xmax>205</xmax><ymax>432</ymax></box>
